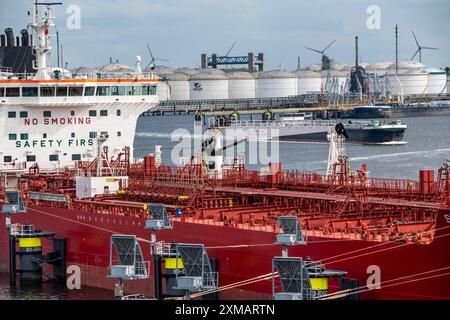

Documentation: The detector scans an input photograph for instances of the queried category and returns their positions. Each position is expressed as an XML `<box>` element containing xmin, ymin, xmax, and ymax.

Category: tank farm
<box><xmin>1</xmin><ymin>149</ymin><xmax>450</xmax><ymax>300</ymax></box>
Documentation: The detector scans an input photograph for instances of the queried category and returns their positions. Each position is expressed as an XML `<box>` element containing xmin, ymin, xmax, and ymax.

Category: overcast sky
<box><xmin>1</xmin><ymin>0</ymin><xmax>449</xmax><ymax>70</ymax></box>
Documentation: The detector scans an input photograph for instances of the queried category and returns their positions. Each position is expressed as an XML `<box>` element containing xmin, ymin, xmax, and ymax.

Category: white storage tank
<box><xmin>423</xmin><ymin>68</ymin><xmax>447</xmax><ymax>95</ymax></box>
<box><xmin>97</xmin><ymin>63</ymin><xmax>134</xmax><ymax>74</ymax></box>
<box><xmin>189</xmin><ymin>70</ymin><xmax>229</xmax><ymax>100</ymax></box>
<box><xmin>156</xmin><ymin>81</ymin><xmax>170</xmax><ymax>101</ymax></box>
<box><xmin>166</xmin><ymin>73</ymin><xmax>190</xmax><ymax>101</ymax></box>
<box><xmin>176</xmin><ymin>67</ymin><xmax>201</xmax><ymax>76</ymax></box>
<box><xmin>447</xmin><ymin>71</ymin><xmax>450</xmax><ymax>94</ymax></box>
<box><xmin>304</xmin><ymin>64</ymin><xmax>322</xmax><ymax>72</ymax></box>
<box><xmin>226</xmin><ymin>71</ymin><xmax>256</xmax><ymax>99</ymax></box>
<box><xmin>70</xmin><ymin>66</ymin><xmax>99</xmax><ymax>76</ymax></box>
<box><xmin>366</xmin><ymin>61</ymin><xmax>391</xmax><ymax>75</ymax></box>
<box><xmin>148</xmin><ymin>65</ymin><xmax>174</xmax><ymax>76</ymax></box>
<box><xmin>387</xmin><ymin>70</ymin><xmax>428</xmax><ymax>96</ymax></box>
<box><xmin>256</xmin><ymin>70</ymin><xmax>297</xmax><ymax>98</ymax></box>
<box><xmin>294</xmin><ymin>70</ymin><xmax>322</xmax><ymax>94</ymax></box>
<box><xmin>385</xmin><ymin>61</ymin><xmax>428</xmax><ymax>96</ymax></box>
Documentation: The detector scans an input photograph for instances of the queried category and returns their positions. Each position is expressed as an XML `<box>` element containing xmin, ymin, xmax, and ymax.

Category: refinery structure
<box><xmin>67</xmin><ymin>60</ymin><xmax>449</xmax><ymax>102</ymax></box>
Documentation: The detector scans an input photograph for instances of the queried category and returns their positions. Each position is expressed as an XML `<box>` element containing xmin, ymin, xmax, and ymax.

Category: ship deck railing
<box><xmin>155</xmin><ymin>241</ymin><xmax>178</xmax><ymax>257</ymax></box>
<box><xmin>0</xmin><ymin>66</ymin><xmax>12</xmax><ymax>74</ymax></box>
<box><xmin>207</xmin><ymin>118</ymin><xmax>338</xmax><ymax>129</ymax></box>
<box><xmin>0</xmin><ymin>71</ymin><xmax>159</xmax><ymax>81</ymax></box>
<box><xmin>9</xmin><ymin>223</ymin><xmax>35</xmax><ymax>237</ymax></box>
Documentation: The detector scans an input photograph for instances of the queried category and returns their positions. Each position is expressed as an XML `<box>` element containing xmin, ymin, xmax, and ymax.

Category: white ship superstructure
<box><xmin>0</xmin><ymin>3</ymin><xmax>159</xmax><ymax>170</ymax></box>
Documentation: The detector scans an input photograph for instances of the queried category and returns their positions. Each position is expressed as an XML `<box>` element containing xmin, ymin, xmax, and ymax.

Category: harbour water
<box><xmin>2</xmin><ymin>114</ymin><xmax>449</xmax><ymax>300</ymax></box>
<box><xmin>0</xmin><ymin>273</ymin><xmax>111</xmax><ymax>300</ymax></box>
<box><xmin>135</xmin><ymin>114</ymin><xmax>450</xmax><ymax>180</ymax></box>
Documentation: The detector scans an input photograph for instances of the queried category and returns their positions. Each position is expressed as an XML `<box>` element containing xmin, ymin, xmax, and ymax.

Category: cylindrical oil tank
<box><xmin>226</xmin><ymin>71</ymin><xmax>256</xmax><ymax>99</ymax></box>
<box><xmin>424</xmin><ymin>68</ymin><xmax>447</xmax><ymax>95</ymax></box>
<box><xmin>366</xmin><ymin>61</ymin><xmax>391</xmax><ymax>75</ymax></box>
<box><xmin>165</xmin><ymin>73</ymin><xmax>190</xmax><ymax>101</ymax></box>
<box><xmin>256</xmin><ymin>70</ymin><xmax>297</xmax><ymax>98</ymax></box>
<box><xmin>5</xmin><ymin>28</ymin><xmax>14</xmax><ymax>47</ymax></box>
<box><xmin>447</xmin><ymin>71</ymin><xmax>450</xmax><ymax>95</ymax></box>
<box><xmin>97</xmin><ymin>63</ymin><xmax>134</xmax><ymax>74</ymax></box>
<box><xmin>70</xmin><ymin>66</ymin><xmax>99</xmax><ymax>76</ymax></box>
<box><xmin>150</xmin><ymin>65</ymin><xmax>174</xmax><ymax>76</ymax></box>
<box><xmin>175</xmin><ymin>67</ymin><xmax>201</xmax><ymax>77</ymax></box>
<box><xmin>387</xmin><ymin>70</ymin><xmax>428</xmax><ymax>96</ymax></box>
<box><xmin>189</xmin><ymin>70</ymin><xmax>228</xmax><ymax>100</ymax></box>
<box><xmin>156</xmin><ymin>80</ymin><xmax>170</xmax><ymax>101</ymax></box>
<box><xmin>294</xmin><ymin>70</ymin><xmax>322</xmax><ymax>94</ymax></box>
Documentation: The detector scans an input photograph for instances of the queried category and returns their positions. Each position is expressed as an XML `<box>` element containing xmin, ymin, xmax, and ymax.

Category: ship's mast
<box><xmin>28</xmin><ymin>1</ymin><xmax>62</xmax><ymax>79</ymax></box>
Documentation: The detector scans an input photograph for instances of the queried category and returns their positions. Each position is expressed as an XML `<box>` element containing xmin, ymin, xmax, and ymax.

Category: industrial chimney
<box><xmin>5</xmin><ymin>28</ymin><xmax>14</xmax><ymax>47</ymax></box>
<box><xmin>355</xmin><ymin>36</ymin><xmax>359</xmax><ymax>67</ymax></box>
<box><xmin>21</xmin><ymin>29</ymin><xmax>29</xmax><ymax>47</ymax></box>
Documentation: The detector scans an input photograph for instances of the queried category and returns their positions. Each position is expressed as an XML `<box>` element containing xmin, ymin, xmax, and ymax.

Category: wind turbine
<box><xmin>410</xmin><ymin>30</ymin><xmax>438</xmax><ymax>63</ymax></box>
<box><xmin>145</xmin><ymin>43</ymin><xmax>170</xmax><ymax>70</ymax></box>
<box><xmin>305</xmin><ymin>40</ymin><xmax>336</xmax><ymax>70</ymax></box>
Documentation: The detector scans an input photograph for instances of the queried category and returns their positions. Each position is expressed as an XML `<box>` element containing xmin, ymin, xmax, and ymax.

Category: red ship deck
<box><xmin>1</xmin><ymin>152</ymin><xmax>450</xmax><ymax>299</ymax></box>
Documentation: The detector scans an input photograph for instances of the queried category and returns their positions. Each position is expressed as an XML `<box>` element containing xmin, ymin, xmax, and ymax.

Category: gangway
<box><xmin>276</xmin><ymin>216</ymin><xmax>306</xmax><ymax>256</ymax></box>
<box><xmin>272</xmin><ymin>216</ymin><xmax>346</xmax><ymax>300</ymax></box>
<box><xmin>272</xmin><ymin>257</ymin><xmax>313</xmax><ymax>300</ymax></box>
<box><xmin>174</xmin><ymin>244</ymin><xmax>218</xmax><ymax>293</ymax></box>
<box><xmin>108</xmin><ymin>234</ymin><xmax>149</xmax><ymax>298</ymax></box>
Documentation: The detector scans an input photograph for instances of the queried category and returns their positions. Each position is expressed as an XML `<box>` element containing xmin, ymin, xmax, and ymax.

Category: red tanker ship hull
<box><xmin>1</xmin><ymin>204</ymin><xmax>449</xmax><ymax>300</ymax></box>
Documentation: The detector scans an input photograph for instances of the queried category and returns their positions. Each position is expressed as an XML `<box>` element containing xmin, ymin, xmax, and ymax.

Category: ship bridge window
<box><xmin>26</xmin><ymin>155</ymin><xmax>36</xmax><ymax>162</ymax></box>
<box><xmin>100</xmin><ymin>110</ymin><xmax>108</xmax><ymax>116</ymax></box>
<box><xmin>111</xmin><ymin>86</ymin><xmax>126</xmax><ymax>96</ymax></box>
<box><xmin>20</xmin><ymin>111</ymin><xmax>28</xmax><ymax>118</ymax></box>
<box><xmin>56</xmin><ymin>87</ymin><xmax>68</xmax><ymax>96</ymax></box>
<box><xmin>5</xmin><ymin>87</ymin><xmax>20</xmax><ymax>97</ymax></box>
<box><xmin>142</xmin><ymin>85</ymin><xmax>156</xmax><ymax>95</ymax></box>
<box><xmin>0</xmin><ymin>88</ymin><xmax>4</xmax><ymax>97</ymax></box>
<box><xmin>8</xmin><ymin>111</ymin><xmax>16</xmax><ymax>118</ymax></box>
<box><xmin>43</xmin><ymin>111</ymin><xmax>51</xmax><ymax>118</ymax></box>
<box><xmin>116</xmin><ymin>109</ymin><xmax>121</xmax><ymax>116</ymax></box>
<box><xmin>4</xmin><ymin>156</ymin><xmax>12</xmax><ymax>163</ymax></box>
<box><xmin>8</xmin><ymin>134</ymin><xmax>17</xmax><ymax>140</ymax></box>
<box><xmin>69</xmin><ymin>87</ymin><xmax>83</xmax><ymax>96</ymax></box>
<box><xmin>22</xmin><ymin>87</ymin><xmax>38</xmax><ymax>97</ymax></box>
<box><xmin>89</xmin><ymin>131</ymin><xmax>97</xmax><ymax>139</ymax></box>
<box><xmin>84</xmin><ymin>86</ymin><xmax>95</xmax><ymax>96</ymax></box>
<box><xmin>126</xmin><ymin>86</ymin><xmax>141</xmax><ymax>96</ymax></box>
<box><xmin>49</xmin><ymin>154</ymin><xmax>59</xmax><ymax>162</ymax></box>
<box><xmin>89</xmin><ymin>110</ymin><xmax>97</xmax><ymax>117</ymax></box>
<box><xmin>96</xmin><ymin>86</ymin><xmax>110</xmax><ymax>96</ymax></box>
<box><xmin>40</xmin><ymin>87</ymin><xmax>56</xmax><ymax>97</ymax></box>
<box><xmin>72</xmin><ymin>154</ymin><xmax>81</xmax><ymax>161</ymax></box>
<box><xmin>20</xmin><ymin>133</ymin><xmax>28</xmax><ymax>140</ymax></box>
